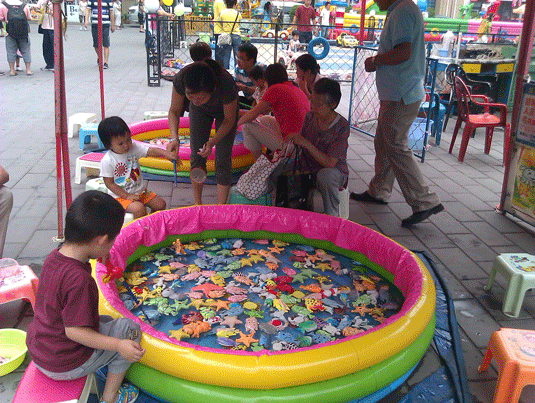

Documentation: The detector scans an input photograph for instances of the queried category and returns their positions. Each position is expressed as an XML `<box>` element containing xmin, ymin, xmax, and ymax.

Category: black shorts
<box><xmin>298</xmin><ymin>31</ymin><xmax>312</xmax><ymax>44</ymax></box>
<box><xmin>91</xmin><ymin>24</ymin><xmax>110</xmax><ymax>48</ymax></box>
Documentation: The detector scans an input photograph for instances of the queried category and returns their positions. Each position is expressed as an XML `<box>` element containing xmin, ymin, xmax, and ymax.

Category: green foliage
<box><xmin>427</xmin><ymin>7</ymin><xmax>435</xmax><ymax>18</ymax></box>
<box><xmin>288</xmin><ymin>5</ymin><xmax>297</xmax><ymax>21</ymax></box>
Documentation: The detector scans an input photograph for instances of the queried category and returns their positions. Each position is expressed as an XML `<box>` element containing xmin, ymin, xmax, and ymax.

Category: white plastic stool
<box><xmin>68</xmin><ymin>113</ymin><xmax>97</xmax><ymax>138</ymax></box>
<box><xmin>75</xmin><ymin>152</ymin><xmax>104</xmax><ymax>184</ymax></box>
<box><xmin>143</xmin><ymin>111</ymin><xmax>169</xmax><ymax>120</ymax></box>
<box><xmin>85</xmin><ymin>178</ymin><xmax>135</xmax><ymax>225</ymax></box>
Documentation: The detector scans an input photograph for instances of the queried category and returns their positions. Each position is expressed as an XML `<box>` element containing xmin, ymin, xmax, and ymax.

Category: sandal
<box><xmin>99</xmin><ymin>383</ymin><xmax>139</xmax><ymax>403</ymax></box>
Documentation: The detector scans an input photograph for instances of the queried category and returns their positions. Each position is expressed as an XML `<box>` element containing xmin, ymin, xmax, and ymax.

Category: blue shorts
<box><xmin>91</xmin><ymin>24</ymin><xmax>110</xmax><ymax>48</ymax></box>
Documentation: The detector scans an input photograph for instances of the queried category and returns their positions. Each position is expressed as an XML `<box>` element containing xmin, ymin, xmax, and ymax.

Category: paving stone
<box><xmin>433</xmin><ymin>264</ymin><xmax>472</xmax><ymax>300</ymax></box>
<box><xmin>457</xmin><ymin>327</ymin><xmax>497</xmax><ymax>381</ymax></box>
<box><xmin>503</xmin><ymin>232</ymin><xmax>535</xmax><ymax>252</ymax></box>
<box><xmin>454</xmin><ymin>299</ymin><xmax>501</xmax><ymax>348</ymax></box>
<box><xmin>428</xmin><ymin>210</ymin><xmax>471</xmax><ymax>234</ymax></box>
<box><xmin>17</xmin><ymin>230</ymin><xmax>59</xmax><ymax>261</ymax></box>
<box><xmin>463</xmin><ymin>221</ymin><xmax>516</xmax><ymax>247</ymax></box>
<box><xmin>441</xmin><ymin>201</ymin><xmax>482</xmax><ymax>222</ymax></box>
<box><xmin>408</xmin><ymin>223</ymin><xmax>457</xmax><ymax>249</ymax></box>
<box><xmin>432</xmin><ymin>247</ymin><xmax>488</xmax><ymax>281</ymax></box>
<box><xmin>448</xmin><ymin>234</ymin><xmax>499</xmax><ymax>262</ymax></box>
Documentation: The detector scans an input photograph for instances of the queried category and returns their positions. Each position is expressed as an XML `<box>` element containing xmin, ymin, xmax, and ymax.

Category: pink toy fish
<box><xmin>282</xmin><ymin>267</ymin><xmax>297</xmax><ymax>276</ymax></box>
<box><xmin>228</xmin><ymin>294</ymin><xmax>248</xmax><ymax>302</ymax></box>
<box><xmin>245</xmin><ymin>317</ymin><xmax>258</xmax><ymax>333</ymax></box>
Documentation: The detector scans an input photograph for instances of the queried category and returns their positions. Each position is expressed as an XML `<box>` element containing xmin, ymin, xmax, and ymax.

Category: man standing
<box><xmin>350</xmin><ymin>0</ymin><xmax>443</xmax><ymax>227</ymax></box>
<box><xmin>291</xmin><ymin>0</ymin><xmax>315</xmax><ymax>44</ymax></box>
<box><xmin>85</xmin><ymin>0</ymin><xmax>114</xmax><ymax>69</ymax></box>
<box><xmin>234</xmin><ymin>43</ymin><xmax>263</xmax><ymax>108</ymax></box>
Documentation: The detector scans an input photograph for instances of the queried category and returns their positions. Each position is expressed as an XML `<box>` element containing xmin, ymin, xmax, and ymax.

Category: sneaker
<box><xmin>15</xmin><ymin>67</ymin><xmax>23</xmax><ymax>71</ymax></box>
<box><xmin>103</xmin><ymin>63</ymin><xmax>108</xmax><ymax>69</ymax></box>
<box><xmin>40</xmin><ymin>67</ymin><xmax>54</xmax><ymax>71</ymax></box>
<box><xmin>80</xmin><ymin>26</ymin><xmax>83</xmax><ymax>30</ymax></box>
<box><xmin>401</xmin><ymin>203</ymin><xmax>444</xmax><ymax>227</ymax></box>
<box><xmin>349</xmin><ymin>191</ymin><xmax>388</xmax><ymax>205</ymax></box>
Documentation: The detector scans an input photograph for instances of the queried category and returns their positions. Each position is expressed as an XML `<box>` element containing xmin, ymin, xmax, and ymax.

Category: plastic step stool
<box><xmin>12</xmin><ymin>361</ymin><xmax>99</xmax><ymax>403</ymax></box>
<box><xmin>68</xmin><ymin>113</ymin><xmax>97</xmax><ymax>138</ymax></box>
<box><xmin>478</xmin><ymin>328</ymin><xmax>535</xmax><ymax>403</ymax></box>
<box><xmin>484</xmin><ymin>253</ymin><xmax>535</xmax><ymax>317</ymax></box>
<box><xmin>74</xmin><ymin>152</ymin><xmax>104</xmax><ymax>184</ymax></box>
<box><xmin>79</xmin><ymin>123</ymin><xmax>104</xmax><ymax>150</ymax></box>
<box><xmin>0</xmin><ymin>260</ymin><xmax>38</xmax><ymax>308</ymax></box>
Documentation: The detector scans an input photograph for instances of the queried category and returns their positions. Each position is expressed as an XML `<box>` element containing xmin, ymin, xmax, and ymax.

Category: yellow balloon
<box><xmin>162</xmin><ymin>0</ymin><xmax>173</xmax><ymax>6</ymax></box>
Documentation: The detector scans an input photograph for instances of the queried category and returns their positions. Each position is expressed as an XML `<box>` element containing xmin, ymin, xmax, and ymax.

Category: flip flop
<box><xmin>26</xmin><ymin>71</ymin><xmax>33</xmax><ymax>76</ymax></box>
<box><xmin>9</xmin><ymin>72</ymin><xmax>17</xmax><ymax>76</ymax></box>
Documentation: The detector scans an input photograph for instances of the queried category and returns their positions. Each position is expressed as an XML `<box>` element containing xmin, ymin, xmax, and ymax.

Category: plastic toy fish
<box><xmin>291</xmin><ymin>305</ymin><xmax>313</xmax><ymax>318</ymax></box>
<box><xmin>245</xmin><ymin>317</ymin><xmax>258</xmax><ymax>333</ymax></box>
<box><xmin>182</xmin><ymin>321</ymin><xmax>211</xmax><ymax>338</ymax></box>
<box><xmin>217</xmin><ymin>337</ymin><xmax>237</xmax><ymax>347</ymax></box>
<box><xmin>297</xmin><ymin>320</ymin><xmax>317</xmax><ymax>333</ymax></box>
<box><xmin>100</xmin><ymin>259</ymin><xmax>123</xmax><ymax>284</ymax></box>
<box><xmin>232</xmin><ymin>239</ymin><xmax>244</xmax><ymax>249</ymax></box>
<box><xmin>272</xmin><ymin>240</ymin><xmax>289</xmax><ymax>247</ymax></box>
<box><xmin>228</xmin><ymin>294</ymin><xmax>248</xmax><ymax>303</ymax></box>
<box><xmin>273</xmin><ymin>299</ymin><xmax>289</xmax><ymax>313</ymax></box>
<box><xmin>173</xmin><ymin>239</ymin><xmax>186</xmax><ymax>255</ymax></box>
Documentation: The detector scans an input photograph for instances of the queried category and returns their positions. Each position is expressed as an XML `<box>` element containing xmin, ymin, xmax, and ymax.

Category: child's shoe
<box><xmin>100</xmin><ymin>383</ymin><xmax>139</xmax><ymax>403</ymax></box>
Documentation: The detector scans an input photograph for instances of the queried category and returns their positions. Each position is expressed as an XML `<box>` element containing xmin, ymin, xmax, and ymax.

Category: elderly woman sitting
<box><xmin>286</xmin><ymin>77</ymin><xmax>349</xmax><ymax>216</ymax></box>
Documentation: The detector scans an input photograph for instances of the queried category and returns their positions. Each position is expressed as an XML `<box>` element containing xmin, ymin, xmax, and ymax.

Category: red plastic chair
<box><xmin>449</xmin><ymin>76</ymin><xmax>510</xmax><ymax>164</ymax></box>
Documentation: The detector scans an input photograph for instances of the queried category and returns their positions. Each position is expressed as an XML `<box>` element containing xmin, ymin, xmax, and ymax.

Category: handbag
<box><xmin>217</xmin><ymin>10</ymin><xmax>239</xmax><ymax>46</ymax></box>
<box><xmin>275</xmin><ymin>146</ymin><xmax>314</xmax><ymax>211</ymax></box>
<box><xmin>235</xmin><ymin>148</ymin><xmax>288</xmax><ymax>200</ymax></box>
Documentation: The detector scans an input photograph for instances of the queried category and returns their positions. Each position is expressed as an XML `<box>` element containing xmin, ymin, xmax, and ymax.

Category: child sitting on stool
<box><xmin>26</xmin><ymin>191</ymin><xmax>145</xmax><ymax>403</ymax></box>
<box><xmin>98</xmin><ymin>116</ymin><xmax>177</xmax><ymax>219</ymax></box>
<box><xmin>286</xmin><ymin>78</ymin><xmax>349</xmax><ymax>216</ymax></box>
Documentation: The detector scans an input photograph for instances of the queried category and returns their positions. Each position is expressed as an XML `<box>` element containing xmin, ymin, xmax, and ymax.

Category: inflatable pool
<box><xmin>129</xmin><ymin>118</ymin><xmax>255</xmax><ymax>177</ymax></box>
<box><xmin>95</xmin><ymin>206</ymin><xmax>436</xmax><ymax>403</ymax></box>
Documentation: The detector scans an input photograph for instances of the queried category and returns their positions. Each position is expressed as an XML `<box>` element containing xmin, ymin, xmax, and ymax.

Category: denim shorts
<box><xmin>92</xmin><ymin>24</ymin><xmax>110</xmax><ymax>48</ymax></box>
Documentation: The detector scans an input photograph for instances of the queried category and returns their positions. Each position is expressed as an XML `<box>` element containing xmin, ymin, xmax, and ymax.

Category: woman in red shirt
<box><xmin>237</xmin><ymin>63</ymin><xmax>310</xmax><ymax>160</ymax></box>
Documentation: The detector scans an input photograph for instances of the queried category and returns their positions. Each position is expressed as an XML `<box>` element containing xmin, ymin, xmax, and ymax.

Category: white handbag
<box><xmin>236</xmin><ymin>148</ymin><xmax>290</xmax><ymax>200</ymax></box>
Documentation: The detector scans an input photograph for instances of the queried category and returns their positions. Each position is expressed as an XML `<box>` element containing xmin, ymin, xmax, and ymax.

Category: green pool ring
<box><xmin>126</xmin><ymin>315</ymin><xmax>435</xmax><ymax>403</ymax></box>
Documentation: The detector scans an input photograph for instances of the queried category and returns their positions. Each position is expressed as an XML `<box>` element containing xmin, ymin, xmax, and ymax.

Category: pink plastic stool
<box><xmin>12</xmin><ymin>361</ymin><xmax>99</xmax><ymax>403</ymax></box>
<box><xmin>0</xmin><ymin>260</ymin><xmax>38</xmax><ymax>308</ymax></box>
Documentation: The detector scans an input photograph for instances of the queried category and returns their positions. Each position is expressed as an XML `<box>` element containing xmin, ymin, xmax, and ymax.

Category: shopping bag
<box><xmin>235</xmin><ymin>150</ymin><xmax>287</xmax><ymax>200</ymax></box>
<box><xmin>275</xmin><ymin>147</ymin><xmax>314</xmax><ymax>210</ymax></box>
<box><xmin>217</xmin><ymin>33</ymin><xmax>231</xmax><ymax>45</ymax></box>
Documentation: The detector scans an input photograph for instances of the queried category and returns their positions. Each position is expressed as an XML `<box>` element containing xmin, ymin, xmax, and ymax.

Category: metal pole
<box><xmin>53</xmin><ymin>0</ymin><xmax>71</xmax><ymax>240</ymax></box>
<box><xmin>358</xmin><ymin>0</ymin><xmax>365</xmax><ymax>45</ymax></box>
<box><xmin>97</xmin><ymin>0</ymin><xmax>105</xmax><ymax>119</ymax></box>
<box><xmin>499</xmin><ymin>0</ymin><xmax>535</xmax><ymax>210</ymax></box>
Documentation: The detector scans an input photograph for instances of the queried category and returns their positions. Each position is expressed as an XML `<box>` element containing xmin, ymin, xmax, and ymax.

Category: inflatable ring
<box><xmin>307</xmin><ymin>37</ymin><xmax>330</xmax><ymax>60</ymax></box>
<box><xmin>430</xmin><ymin>28</ymin><xmax>439</xmax><ymax>37</ymax></box>
<box><xmin>499</xmin><ymin>29</ymin><xmax>507</xmax><ymax>38</ymax></box>
<box><xmin>349</xmin><ymin>24</ymin><xmax>358</xmax><ymax>34</ymax></box>
<box><xmin>125</xmin><ymin>322</ymin><xmax>433</xmax><ymax>403</ymax></box>
<box><xmin>262</xmin><ymin>21</ymin><xmax>270</xmax><ymax>31</ymax></box>
<box><xmin>96</xmin><ymin>206</ymin><xmax>436</xmax><ymax>397</ymax></box>
<box><xmin>129</xmin><ymin>118</ymin><xmax>254</xmax><ymax>173</ymax></box>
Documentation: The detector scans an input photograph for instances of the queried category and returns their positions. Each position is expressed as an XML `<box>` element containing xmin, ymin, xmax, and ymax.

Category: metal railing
<box><xmin>146</xmin><ymin>17</ymin><xmax>359</xmax><ymax>86</ymax></box>
<box><xmin>349</xmin><ymin>46</ymin><xmax>439</xmax><ymax>162</ymax></box>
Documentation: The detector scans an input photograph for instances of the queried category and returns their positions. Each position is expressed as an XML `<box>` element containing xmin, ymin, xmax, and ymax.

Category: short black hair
<box><xmin>314</xmin><ymin>77</ymin><xmax>341</xmax><ymax>109</ymax></box>
<box><xmin>224</xmin><ymin>0</ymin><xmax>236</xmax><ymax>8</ymax></box>
<box><xmin>237</xmin><ymin>42</ymin><xmax>258</xmax><ymax>63</ymax></box>
<box><xmin>98</xmin><ymin>116</ymin><xmax>131</xmax><ymax>150</ymax></box>
<box><xmin>248</xmin><ymin>64</ymin><xmax>265</xmax><ymax>81</ymax></box>
<box><xmin>291</xmin><ymin>30</ymin><xmax>299</xmax><ymax>36</ymax></box>
<box><xmin>264</xmin><ymin>63</ymin><xmax>288</xmax><ymax>87</ymax></box>
<box><xmin>64</xmin><ymin>191</ymin><xmax>125</xmax><ymax>244</ymax></box>
<box><xmin>184</xmin><ymin>59</ymin><xmax>223</xmax><ymax>94</ymax></box>
<box><xmin>189</xmin><ymin>41</ymin><xmax>212</xmax><ymax>62</ymax></box>
<box><xmin>295</xmin><ymin>53</ymin><xmax>320</xmax><ymax>75</ymax></box>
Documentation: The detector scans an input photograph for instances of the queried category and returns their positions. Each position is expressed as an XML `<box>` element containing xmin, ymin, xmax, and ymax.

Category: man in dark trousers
<box><xmin>291</xmin><ymin>0</ymin><xmax>316</xmax><ymax>44</ymax></box>
<box><xmin>350</xmin><ymin>0</ymin><xmax>444</xmax><ymax>227</ymax></box>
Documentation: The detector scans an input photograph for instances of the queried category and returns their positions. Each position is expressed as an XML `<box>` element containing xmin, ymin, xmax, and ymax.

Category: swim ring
<box><xmin>129</xmin><ymin>118</ymin><xmax>255</xmax><ymax>176</ymax></box>
<box><xmin>95</xmin><ymin>206</ymin><xmax>436</xmax><ymax>403</ymax></box>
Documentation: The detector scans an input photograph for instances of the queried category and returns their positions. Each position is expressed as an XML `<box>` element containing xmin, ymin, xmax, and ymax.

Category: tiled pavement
<box><xmin>1</xmin><ymin>24</ymin><xmax>534</xmax><ymax>403</ymax></box>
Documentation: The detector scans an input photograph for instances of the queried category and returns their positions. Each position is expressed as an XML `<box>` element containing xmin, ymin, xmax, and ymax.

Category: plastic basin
<box><xmin>0</xmin><ymin>329</ymin><xmax>27</xmax><ymax>376</ymax></box>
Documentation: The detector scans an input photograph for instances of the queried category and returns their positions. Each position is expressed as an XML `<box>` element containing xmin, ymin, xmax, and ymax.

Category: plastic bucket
<box><xmin>408</xmin><ymin>118</ymin><xmax>433</xmax><ymax>151</ymax></box>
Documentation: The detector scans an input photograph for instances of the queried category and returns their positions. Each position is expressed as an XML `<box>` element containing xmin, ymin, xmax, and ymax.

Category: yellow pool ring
<box><xmin>430</xmin><ymin>28</ymin><xmax>439</xmax><ymax>37</ymax></box>
<box><xmin>96</xmin><ymin>206</ymin><xmax>436</xmax><ymax>390</ymax></box>
<box><xmin>139</xmin><ymin>153</ymin><xmax>255</xmax><ymax>172</ymax></box>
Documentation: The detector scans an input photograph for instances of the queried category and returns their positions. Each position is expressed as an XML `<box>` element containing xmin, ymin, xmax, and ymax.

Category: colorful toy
<box><xmin>128</xmin><ymin>117</ymin><xmax>254</xmax><ymax>179</ymax></box>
